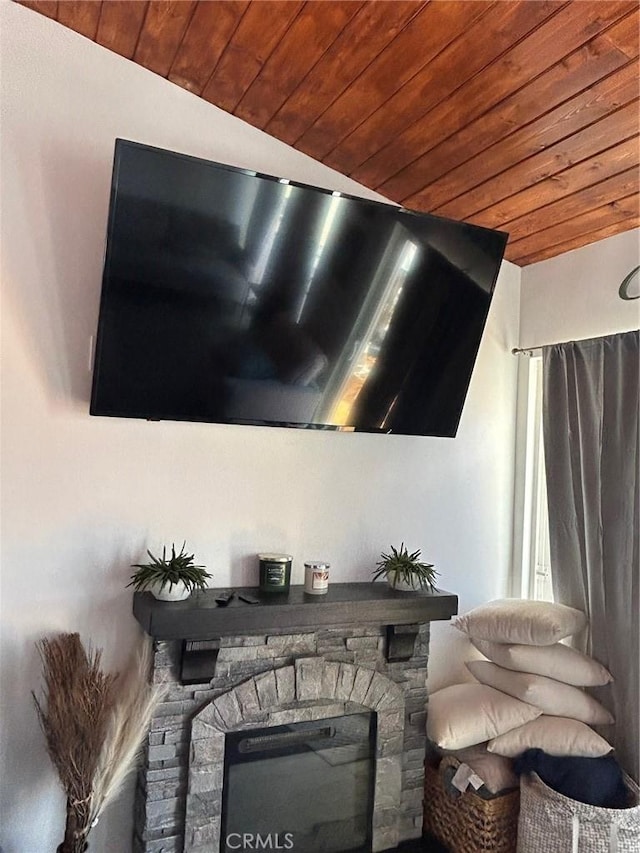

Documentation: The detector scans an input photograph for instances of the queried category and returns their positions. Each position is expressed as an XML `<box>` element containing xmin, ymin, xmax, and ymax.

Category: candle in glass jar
<box><xmin>258</xmin><ymin>553</ymin><xmax>292</xmax><ymax>593</ymax></box>
<box><xmin>304</xmin><ymin>561</ymin><xmax>330</xmax><ymax>595</ymax></box>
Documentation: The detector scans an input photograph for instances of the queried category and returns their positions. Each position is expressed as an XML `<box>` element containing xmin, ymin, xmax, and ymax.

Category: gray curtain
<box><xmin>543</xmin><ymin>330</ymin><xmax>639</xmax><ymax>782</ymax></box>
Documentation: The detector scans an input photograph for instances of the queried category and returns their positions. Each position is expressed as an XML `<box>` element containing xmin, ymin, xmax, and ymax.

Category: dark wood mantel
<box><xmin>133</xmin><ymin>582</ymin><xmax>458</xmax><ymax>641</ymax></box>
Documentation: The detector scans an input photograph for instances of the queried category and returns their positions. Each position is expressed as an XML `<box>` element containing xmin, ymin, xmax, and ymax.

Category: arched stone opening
<box><xmin>185</xmin><ymin>658</ymin><xmax>406</xmax><ymax>852</ymax></box>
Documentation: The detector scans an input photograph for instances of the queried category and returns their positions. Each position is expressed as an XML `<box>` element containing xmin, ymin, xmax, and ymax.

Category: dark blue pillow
<box><xmin>514</xmin><ymin>749</ymin><xmax>628</xmax><ymax>808</ymax></box>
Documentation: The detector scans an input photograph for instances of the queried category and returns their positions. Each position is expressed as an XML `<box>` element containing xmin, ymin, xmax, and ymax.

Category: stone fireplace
<box><xmin>132</xmin><ymin>584</ymin><xmax>457</xmax><ymax>853</ymax></box>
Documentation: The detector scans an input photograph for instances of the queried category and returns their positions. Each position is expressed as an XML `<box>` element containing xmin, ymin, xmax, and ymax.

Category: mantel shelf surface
<box><xmin>133</xmin><ymin>582</ymin><xmax>458</xmax><ymax>640</ymax></box>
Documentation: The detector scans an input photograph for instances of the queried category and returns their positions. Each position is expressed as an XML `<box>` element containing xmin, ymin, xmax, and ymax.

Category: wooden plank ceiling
<box><xmin>19</xmin><ymin>0</ymin><xmax>640</xmax><ymax>266</ymax></box>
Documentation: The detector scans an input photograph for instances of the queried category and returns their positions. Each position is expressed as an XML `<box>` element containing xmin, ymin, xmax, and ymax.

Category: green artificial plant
<box><xmin>372</xmin><ymin>542</ymin><xmax>439</xmax><ymax>591</ymax></box>
<box><xmin>127</xmin><ymin>542</ymin><xmax>211</xmax><ymax>593</ymax></box>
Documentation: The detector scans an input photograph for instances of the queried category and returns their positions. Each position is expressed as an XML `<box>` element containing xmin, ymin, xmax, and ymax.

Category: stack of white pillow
<box><xmin>427</xmin><ymin>599</ymin><xmax>614</xmax><ymax>775</ymax></box>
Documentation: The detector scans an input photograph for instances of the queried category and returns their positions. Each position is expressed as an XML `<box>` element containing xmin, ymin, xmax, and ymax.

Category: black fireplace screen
<box><xmin>221</xmin><ymin>711</ymin><xmax>376</xmax><ymax>852</ymax></box>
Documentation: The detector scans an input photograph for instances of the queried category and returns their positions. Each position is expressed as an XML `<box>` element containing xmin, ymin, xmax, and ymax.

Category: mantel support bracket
<box><xmin>385</xmin><ymin>624</ymin><xmax>419</xmax><ymax>662</ymax></box>
<box><xmin>180</xmin><ymin>639</ymin><xmax>220</xmax><ymax>685</ymax></box>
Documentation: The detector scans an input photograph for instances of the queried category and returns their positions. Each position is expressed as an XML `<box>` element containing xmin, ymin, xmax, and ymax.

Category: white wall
<box><xmin>519</xmin><ymin>228</ymin><xmax>639</xmax><ymax>348</ymax></box>
<box><xmin>0</xmin><ymin>4</ymin><xmax>521</xmax><ymax>851</ymax></box>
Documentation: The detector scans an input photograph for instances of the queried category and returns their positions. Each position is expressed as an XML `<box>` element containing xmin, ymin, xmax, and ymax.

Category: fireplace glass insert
<box><xmin>221</xmin><ymin>711</ymin><xmax>376</xmax><ymax>852</ymax></box>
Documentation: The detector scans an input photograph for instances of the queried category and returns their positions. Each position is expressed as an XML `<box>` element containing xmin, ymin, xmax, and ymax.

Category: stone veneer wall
<box><xmin>134</xmin><ymin>623</ymin><xmax>430</xmax><ymax>853</ymax></box>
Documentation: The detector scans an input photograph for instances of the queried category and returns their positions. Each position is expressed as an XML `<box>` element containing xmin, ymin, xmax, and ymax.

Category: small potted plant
<box><xmin>127</xmin><ymin>542</ymin><xmax>211</xmax><ymax>601</ymax></box>
<box><xmin>372</xmin><ymin>543</ymin><xmax>439</xmax><ymax>592</ymax></box>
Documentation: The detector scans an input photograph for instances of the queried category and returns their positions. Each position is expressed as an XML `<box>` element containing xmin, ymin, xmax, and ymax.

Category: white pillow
<box><xmin>452</xmin><ymin>599</ymin><xmax>587</xmax><ymax>645</ymax></box>
<box><xmin>466</xmin><ymin>660</ymin><xmax>614</xmax><ymax>725</ymax></box>
<box><xmin>427</xmin><ymin>683</ymin><xmax>542</xmax><ymax>750</ymax></box>
<box><xmin>487</xmin><ymin>716</ymin><xmax>613</xmax><ymax>758</ymax></box>
<box><xmin>471</xmin><ymin>637</ymin><xmax>613</xmax><ymax>687</ymax></box>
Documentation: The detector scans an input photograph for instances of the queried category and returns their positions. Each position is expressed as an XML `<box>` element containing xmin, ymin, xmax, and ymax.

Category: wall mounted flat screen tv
<box><xmin>90</xmin><ymin>140</ymin><xmax>508</xmax><ymax>437</ymax></box>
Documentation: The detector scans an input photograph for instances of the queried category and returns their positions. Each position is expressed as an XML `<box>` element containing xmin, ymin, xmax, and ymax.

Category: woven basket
<box><xmin>424</xmin><ymin>756</ymin><xmax>520</xmax><ymax>853</ymax></box>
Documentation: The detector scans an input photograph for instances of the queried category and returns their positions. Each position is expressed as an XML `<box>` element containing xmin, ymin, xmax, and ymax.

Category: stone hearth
<box><xmin>132</xmin><ymin>585</ymin><xmax>457</xmax><ymax>853</ymax></box>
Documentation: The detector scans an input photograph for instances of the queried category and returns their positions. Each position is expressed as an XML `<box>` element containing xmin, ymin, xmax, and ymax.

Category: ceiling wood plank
<box><xmin>15</xmin><ymin>0</ymin><xmax>58</xmax><ymax>19</ymax></box>
<box><xmin>500</xmin><ymin>167</ymin><xmax>639</xmax><ymax>242</ymax></box>
<box><xmin>469</xmin><ymin>137</ymin><xmax>640</xmax><ymax>230</ymax></box>
<box><xmin>506</xmin><ymin>193</ymin><xmax>639</xmax><ymax>261</ymax></box>
<box><xmin>95</xmin><ymin>1</ymin><xmax>148</xmax><ymax>59</ymax></box>
<box><xmin>344</xmin><ymin>0</ymin><xmax>564</xmax><ymax>185</ymax></box>
<box><xmin>294</xmin><ymin>1</ymin><xmax>489</xmax><ymax>163</ymax></box>
<box><xmin>402</xmin><ymin>58</ymin><xmax>639</xmax><ymax>213</ymax></box>
<box><xmin>56</xmin><ymin>0</ymin><xmax>100</xmax><ymax>39</ymax></box>
<box><xmin>201</xmin><ymin>1</ymin><xmax>304</xmax><ymax>112</ymax></box>
<box><xmin>511</xmin><ymin>193</ymin><xmax>640</xmax><ymax>255</ymax></box>
<box><xmin>168</xmin><ymin>0</ymin><xmax>249</xmax><ymax>95</ymax></box>
<box><xmin>265</xmin><ymin>1</ymin><xmax>424</xmax><ymax>146</ymax></box>
<box><xmin>134</xmin><ymin>0</ymin><xmax>196</xmax><ymax>77</ymax></box>
<box><xmin>354</xmin><ymin>1</ymin><xmax>635</xmax><ymax>201</ymax></box>
<box><xmin>510</xmin><ymin>217</ymin><xmax>639</xmax><ymax>265</ymax></box>
<box><xmin>431</xmin><ymin>100</ymin><xmax>640</xmax><ymax>220</ymax></box>
<box><xmin>232</xmin><ymin>1</ymin><xmax>363</xmax><ymax>129</ymax></box>
<box><xmin>599</xmin><ymin>9</ymin><xmax>640</xmax><ymax>58</ymax></box>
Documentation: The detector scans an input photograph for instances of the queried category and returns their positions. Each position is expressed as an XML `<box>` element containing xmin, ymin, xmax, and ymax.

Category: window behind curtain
<box><xmin>512</xmin><ymin>355</ymin><xmax>552</xmax><ymax>602</ymax></box>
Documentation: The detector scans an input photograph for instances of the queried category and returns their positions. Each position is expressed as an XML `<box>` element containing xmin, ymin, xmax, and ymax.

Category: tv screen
<box><xmin>90</xmin><ymin>140</ymin><xmax>508</xmax><ymax>437</ymax></box>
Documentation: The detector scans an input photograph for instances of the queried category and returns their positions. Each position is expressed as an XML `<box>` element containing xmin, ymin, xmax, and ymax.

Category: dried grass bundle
<box><xmin>33</xmin><ymin>633</ymin><xmax>116</xmax><ymax>852</ymax></box>
<box><xmin>89</xmin><ymin>636</ymin><xmax>166</xmax><ymax>825</ymax></box>
<box><xmin>34</xmin><ymin>632</ymin><xmax>165</xmax><ymax>852</ymax></box>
